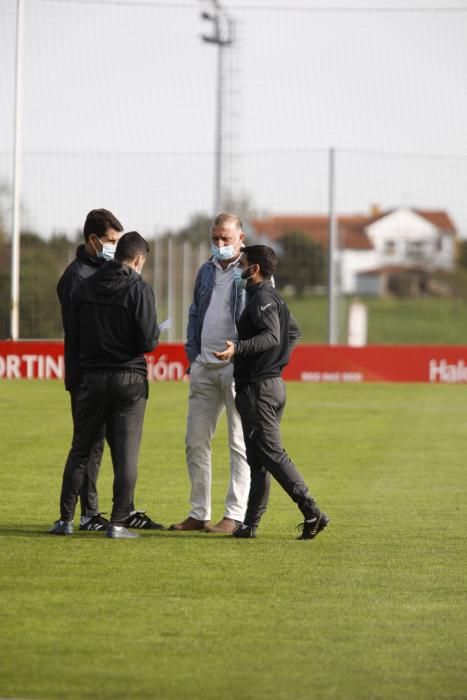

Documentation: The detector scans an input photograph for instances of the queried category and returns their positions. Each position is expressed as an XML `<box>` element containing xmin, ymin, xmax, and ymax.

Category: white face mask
<box><xmin>92</xmin><ymin>236</ymin><xmax>117</xmax><ymax>261</ymax></box>
<box><xmin>99</xmin><ymin>242</ymin><xmax>117</xmax><ymax>261</ymax></box>
<box><xmin>211</xmin><ymin>243</ymin><xmax>236</xmax><ymax>261</ymax></box>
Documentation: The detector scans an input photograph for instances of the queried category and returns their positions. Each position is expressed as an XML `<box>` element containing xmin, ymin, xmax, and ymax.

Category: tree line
<box><xmin>0</xmin><ymin>212</ymin><xmax>326</xmax><ymax>340</ymax></box>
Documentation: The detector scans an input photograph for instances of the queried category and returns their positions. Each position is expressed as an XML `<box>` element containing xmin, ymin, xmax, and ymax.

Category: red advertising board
<box><xmin>281</xmin><ymin>345</ymin><xmax>467</xmax><ymax>383</ymax></box>
<box><xmin>1</xmin><ymin>340</ymin><xmax>467</xmax><ymax>383</ymax></box>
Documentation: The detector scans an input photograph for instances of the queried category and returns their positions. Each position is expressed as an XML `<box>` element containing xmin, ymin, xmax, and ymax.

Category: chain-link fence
<box><xmin>1</xmin><ymin>1</ymin><xmax>467</xmax><ymax>343</ymax></box>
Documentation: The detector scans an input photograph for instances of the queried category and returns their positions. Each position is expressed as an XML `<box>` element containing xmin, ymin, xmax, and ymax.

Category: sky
<box><xmin>1</xmin><ymin>0</ymin><xmax>467</xmax><ymax>238</ymax></box>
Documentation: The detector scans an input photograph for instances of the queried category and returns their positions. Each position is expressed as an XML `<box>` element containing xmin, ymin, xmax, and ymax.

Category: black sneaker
<box><xmin>296</xmin><ymin>511</ymin><xmax>330</xmax><ymax>540</ymax></box>
<box><xmin>232</xmin><ymin>523</ymin><xmax>257</xmax><ymax>538</ymax></box>
<box><xmin>79</xmin><ymin>513</ymin><xmax>110</xmax><ymax>531</ymax></box>
<box><xmin>124</xmin><ymin>511</ymin><xmax>164</xmax><ymax>530</ymax></box>
<box><xmin>48</xmin><ymin>519</ymin><xmax>73</xmax><ymax>535</ymax></box>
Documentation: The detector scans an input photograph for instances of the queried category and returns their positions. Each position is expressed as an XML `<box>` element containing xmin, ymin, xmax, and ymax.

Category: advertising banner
<box><xmin>281</xmin><ymin>345</ymin><xmax>467</xmax><ymax>383</ymax></box>
<box><xmin>2</xmin><ymin>340</ymin><xmax>467</xmax><ymax>383</ymax></box>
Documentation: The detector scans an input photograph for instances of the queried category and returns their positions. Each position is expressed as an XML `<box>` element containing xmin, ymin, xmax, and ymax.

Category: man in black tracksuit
<box><xmin>57</xmin><ymin>208</ymin><xmax>123</xmax><ymax>531</ymax></box>
<box><xmin>57</xmin><ymin>208</ymin><xmax>163</xmax><ymax>532</ymax></box>
<box><xmin>50</xmin><ymin>231</ymin><xmax>160</xmax><ymax>539</ymax></box>
<box><xmin>214</xmin><ymin>245</ymin><xmax>329</xmax><ymax>540</ymax></box>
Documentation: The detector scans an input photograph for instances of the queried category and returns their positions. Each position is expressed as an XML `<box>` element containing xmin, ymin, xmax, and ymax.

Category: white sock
<box><xmin>59</xmin><ymin>519</ymin><xmax>72</xmax><ymax>525</ymax></box>
<box><xmin>80</xmin><ymin>516</ymin><xmax>92</xmax><ymax>525</ymax></box>
<box><xmin>112</xmin><ymin>525</ymin><xmax>123</xmax><ymax>531</ymax></box>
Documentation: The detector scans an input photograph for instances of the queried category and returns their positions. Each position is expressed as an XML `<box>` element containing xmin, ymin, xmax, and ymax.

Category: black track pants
<box><xmin>60</xmin><ymin>371</ymin><xmax>147</xmax><ymax>524</ymax></box>
<box><xmin>235</xmin><ymin>377</ymin><xmax>316</xmax><ymax>528</ymax></box>
<box><xmin>70</xmin><ymin>389</ymin><xmax>105</xmax><ymax>517</ymax></box>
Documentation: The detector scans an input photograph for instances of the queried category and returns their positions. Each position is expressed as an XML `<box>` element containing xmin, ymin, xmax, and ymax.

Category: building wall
<box><xmin>355</xmin><ymin>274</ymin><xmax>381</xmax><ymax>297</ymax></box>
<box><xmin>364</xmin><ymin>207</ymin><xmax>455</xmax><ymax>270</ymax></box>
<box><xmin>340</xmin><ymin>249</ymin><xmax>379</xmax><ymax>294</ymax></box>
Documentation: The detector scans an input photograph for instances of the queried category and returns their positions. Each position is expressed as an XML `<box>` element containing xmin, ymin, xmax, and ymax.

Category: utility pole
<box><xmin>199</xmin><ymin>0</ymin><xmax>234</xmax><ymax>216</ymax></box>
<box><xmin>327</xmin><ymin>147</ymin><xmax>339</xmax><ymax>345</ymax></box>
<box><xmin>11</xmin><ymin>0</ymin><xmax>24</xmax><ymax>340</ymax></box>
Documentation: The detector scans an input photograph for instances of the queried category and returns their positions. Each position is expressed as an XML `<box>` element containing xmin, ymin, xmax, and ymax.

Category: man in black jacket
<box><xmin>50</xmin><ymin>231</ymin><xmax>160</xmax><ymax>539</ymax></box>
<box><xmin>57</xmin><ymin>208</ymin><xmax>123</xmax><ymax>531</ymax></box>
<box><xmin>57</xmin><ymin>209</ymin><xmax>163</xmax><ymax>532</ymax></box>
<box><xmin>214</xmin><ymin>245</ymin><xmax>329</xmax><ymax>540</ymax></box>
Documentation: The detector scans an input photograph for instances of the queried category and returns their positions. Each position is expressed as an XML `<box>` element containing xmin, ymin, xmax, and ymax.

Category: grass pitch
<box><xmin>0</xmin><ymin>380</ymin><xmax>465</xmax><ymax>700</ymax></box>
<box><xmin>288</xmin><ymin>296</ymin><xmax>467</xmax><ymax>344</ymax></box>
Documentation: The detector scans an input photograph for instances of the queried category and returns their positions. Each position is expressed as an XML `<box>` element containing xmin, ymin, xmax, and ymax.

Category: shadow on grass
<box><xmin>0</xmin><ymin>526</ymin><xmax>244</xmax><ymax>542</ymax></box>
<box><xmin>0</xmin><ymin>526</ymin><xmax>59</xmax><ymax>537</ymax></box>
<box><xmin>0</xmin><ymin>525</ymin><xmax>114</xmax><ymax>538</ymax></box>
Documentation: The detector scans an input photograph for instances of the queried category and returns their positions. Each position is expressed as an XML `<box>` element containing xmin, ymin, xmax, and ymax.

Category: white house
<box><xmin>251</xmin><ymin>207</ymin><xmax>457</xmax><ymax>295</ymax></box>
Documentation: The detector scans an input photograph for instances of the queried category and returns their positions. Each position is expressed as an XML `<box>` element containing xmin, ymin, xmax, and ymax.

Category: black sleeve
<box><xmin>235</xmin><ymin>296</ymin><xmax>281</xmax><ymax>358</ymax></box>
<box><xmin>68</xmin><ymin>286</ymin><xmax>81</xmax><ymax>362</ymax></box>
<box><xmin>135</xmin><ymin>284</ymin><xmax>160</xmax><ymax>353</ymax></box>
<box><xmin>57</xmin><ymin>268</ymin><xmax>79</xmax><ymax>336</ymax></box>
<box><xmin>58</xmin><ymin>264</ymin><xmax>83</xmax><ymax>390</ymax></box>
<box><xmin>288</xmin><ymin>313</ymin><xmax>301</xmax><ymax>350</ymax></box>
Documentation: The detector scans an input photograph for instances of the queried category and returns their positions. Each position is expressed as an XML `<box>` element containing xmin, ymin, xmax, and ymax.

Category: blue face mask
<box><xmin>211</xmin><ymin>243</ymin><xmax>236</xmax><ymax>261</ymax></box>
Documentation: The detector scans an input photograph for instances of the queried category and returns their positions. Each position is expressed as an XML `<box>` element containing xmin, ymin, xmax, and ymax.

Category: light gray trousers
<box><xmin>185</xmin><ymin>361</ymin><xmax>250</xmax><ymax>521</ymax></box>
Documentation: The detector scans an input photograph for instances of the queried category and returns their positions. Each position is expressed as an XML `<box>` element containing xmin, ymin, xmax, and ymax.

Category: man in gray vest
<box><xmin>170</xmin><ymin>213</ymin><xmax>250</xmax><ymax>533</ymax></box>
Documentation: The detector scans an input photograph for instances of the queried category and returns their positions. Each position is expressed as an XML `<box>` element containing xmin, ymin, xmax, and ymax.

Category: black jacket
<box><xmin>233</xmin><ymin>280</ymin><xmax>301</xmax><ymax>389</ymax></box>
<box><xmin>57</xmin><ymin>245</ymin><xmax>104</xmax><ymax>390</ymax></box>
<box><xmin>71</xmin><ymin>260</ymin><xmax>160</xmax><ymax>377</ymax></box>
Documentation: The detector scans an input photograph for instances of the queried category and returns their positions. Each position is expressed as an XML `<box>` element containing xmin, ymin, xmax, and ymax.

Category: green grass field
<box><xmin>147</xmin><ymin>296</ymin><xmax>467</xmax><ymax>345</ymax></box>
<box><xmin>287</xmin><ymin>296</ymin><xmax>467</xmax><ymax>344</ymax></box>
<box><xmin>0</xmin><ymin>380</ymin><xmax>466</xmax><ymax>700</ymax></box>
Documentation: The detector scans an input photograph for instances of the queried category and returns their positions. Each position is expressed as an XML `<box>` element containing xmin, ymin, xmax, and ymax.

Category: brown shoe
<box><xmin>169</xmin><ymin>516</ymin><xmax>209</xmax><ymax>531</ymax></box>
<box><xmin>204</xmin><ymin>517</ymin><xmax>241</xmax><ymax>534</ymax></box>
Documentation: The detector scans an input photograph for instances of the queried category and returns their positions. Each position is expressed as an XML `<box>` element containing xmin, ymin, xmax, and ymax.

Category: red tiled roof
<box><xmin>357</xmin><ymin>265</ymin><xmax>426</xmax><ymax>277</ymax></box>
<box><xmin>413</xmin><ymin>210</ymin><xmax>456</xmax><ymax>233</ymax></box>
<box><xmin>251</xmin><ymin>208</ymin><xmax>457</xmax><ymax>250</ymax></box>
<box><xmin>250</xmin><ymin>215</ymin><xmax>373</xmax><ymax>250</ymax></box>
<box><xmin>364</xmin><ymin>209</ymin><xmax>456</xmax><ymax>233</ymax></box>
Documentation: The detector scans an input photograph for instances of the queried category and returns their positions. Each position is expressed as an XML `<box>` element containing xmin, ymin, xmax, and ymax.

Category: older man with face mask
<box><xmin>170</xmin><ymin>213</ymin><xmax>250</xmax><ymax>533</ymax></box>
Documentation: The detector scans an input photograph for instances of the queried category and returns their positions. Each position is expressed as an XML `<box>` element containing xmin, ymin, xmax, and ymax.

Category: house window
<box><xmin>384</xmin><ymin>240</ymin><xmax>396</xmax><ymax>255</ymax></box>
<box><xmin>436</xmin><ymin>236</ymin><xmax>443</xmax><ymax>252</ymax></box>
<box><xmin>406</xmin><ymin>240</ymin><xmax>426</xmax><ymax>260</ymax></box>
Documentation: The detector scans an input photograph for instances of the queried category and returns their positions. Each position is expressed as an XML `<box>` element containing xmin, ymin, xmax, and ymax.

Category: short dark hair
<box><xmin>241</xmin><ymin>245</ymin><xmax>277</xmax><ymax>279</ymax></box>
<box><xmin>115</xmin><ymin>231</ymin><xmax>150</xmax><ymax>262</ymax></box>
<box><xmin>83</xmin><ymin>208</ymin><xmax>123</xmax><ymax>241</ymax></box>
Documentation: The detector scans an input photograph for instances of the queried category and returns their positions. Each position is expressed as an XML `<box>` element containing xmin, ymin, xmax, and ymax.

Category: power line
<box><xmin>1</xmin><ymin>148</ymin><xmax>467</xmax><ymax>158</ymax></box>
<box><xmin>35</xmin><ymin>0</ymin><xmax>194</xmax><ymax>7</ymax></box>
<box><xmin>229</xmin><ymin>5</ymin><xmax>467</xmax><ymax>11</ymax></box>
<box><xmin>33</xmin><ymin>0</ymin><xmax>467</xmax><ymax>10</ymax></box>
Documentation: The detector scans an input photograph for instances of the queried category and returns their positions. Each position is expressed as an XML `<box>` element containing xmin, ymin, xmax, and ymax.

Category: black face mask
<box><xmin>234</xmin><ymin>265</ymin><xmax>256</xmax><ymax>289</ymax></box>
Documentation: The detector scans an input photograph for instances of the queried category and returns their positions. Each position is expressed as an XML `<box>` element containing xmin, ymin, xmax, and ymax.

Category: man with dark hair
<box><xmin>57</xmin><ymin>210</ymin><xmax>163</xmax><ymax>532</ymax></box>
<box><xmin>50</xmin><ymin>231</ymin><xmax>160</xmax><ymax>539</ymax></box>
<box><xmin>57</xmin><ymin>208</ymin><xmax>123</xmax><ymax>532</ymax></box>
<box><xmin>214</xmin><ymin>244</ymin><xmax>329</xmax><ymax>540</ymax></box>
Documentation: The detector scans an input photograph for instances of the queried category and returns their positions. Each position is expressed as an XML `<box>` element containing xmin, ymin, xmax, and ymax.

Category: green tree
<box><xmin>19</xmin><ymin>231</ymin><xmax>73</xmax><ymax>338</ymax></box>
<box><xmin>0</xmin><ymin>229</ymin><xmax>74</xmax><ymax>339</ymax></box>
<box><xmin>175</xmin><ymin>212</ymin><xmax>212</xmax><ymax>245</ymax></box>
<box><xmin>274</xmin><ymin>230</ymin><xmax>326</xmax><ymax>297</ymax></box>
<box><xmin>457</xmin><ymin>240</ymin><xmax>467</xmax><ymax>269</ymax></box>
